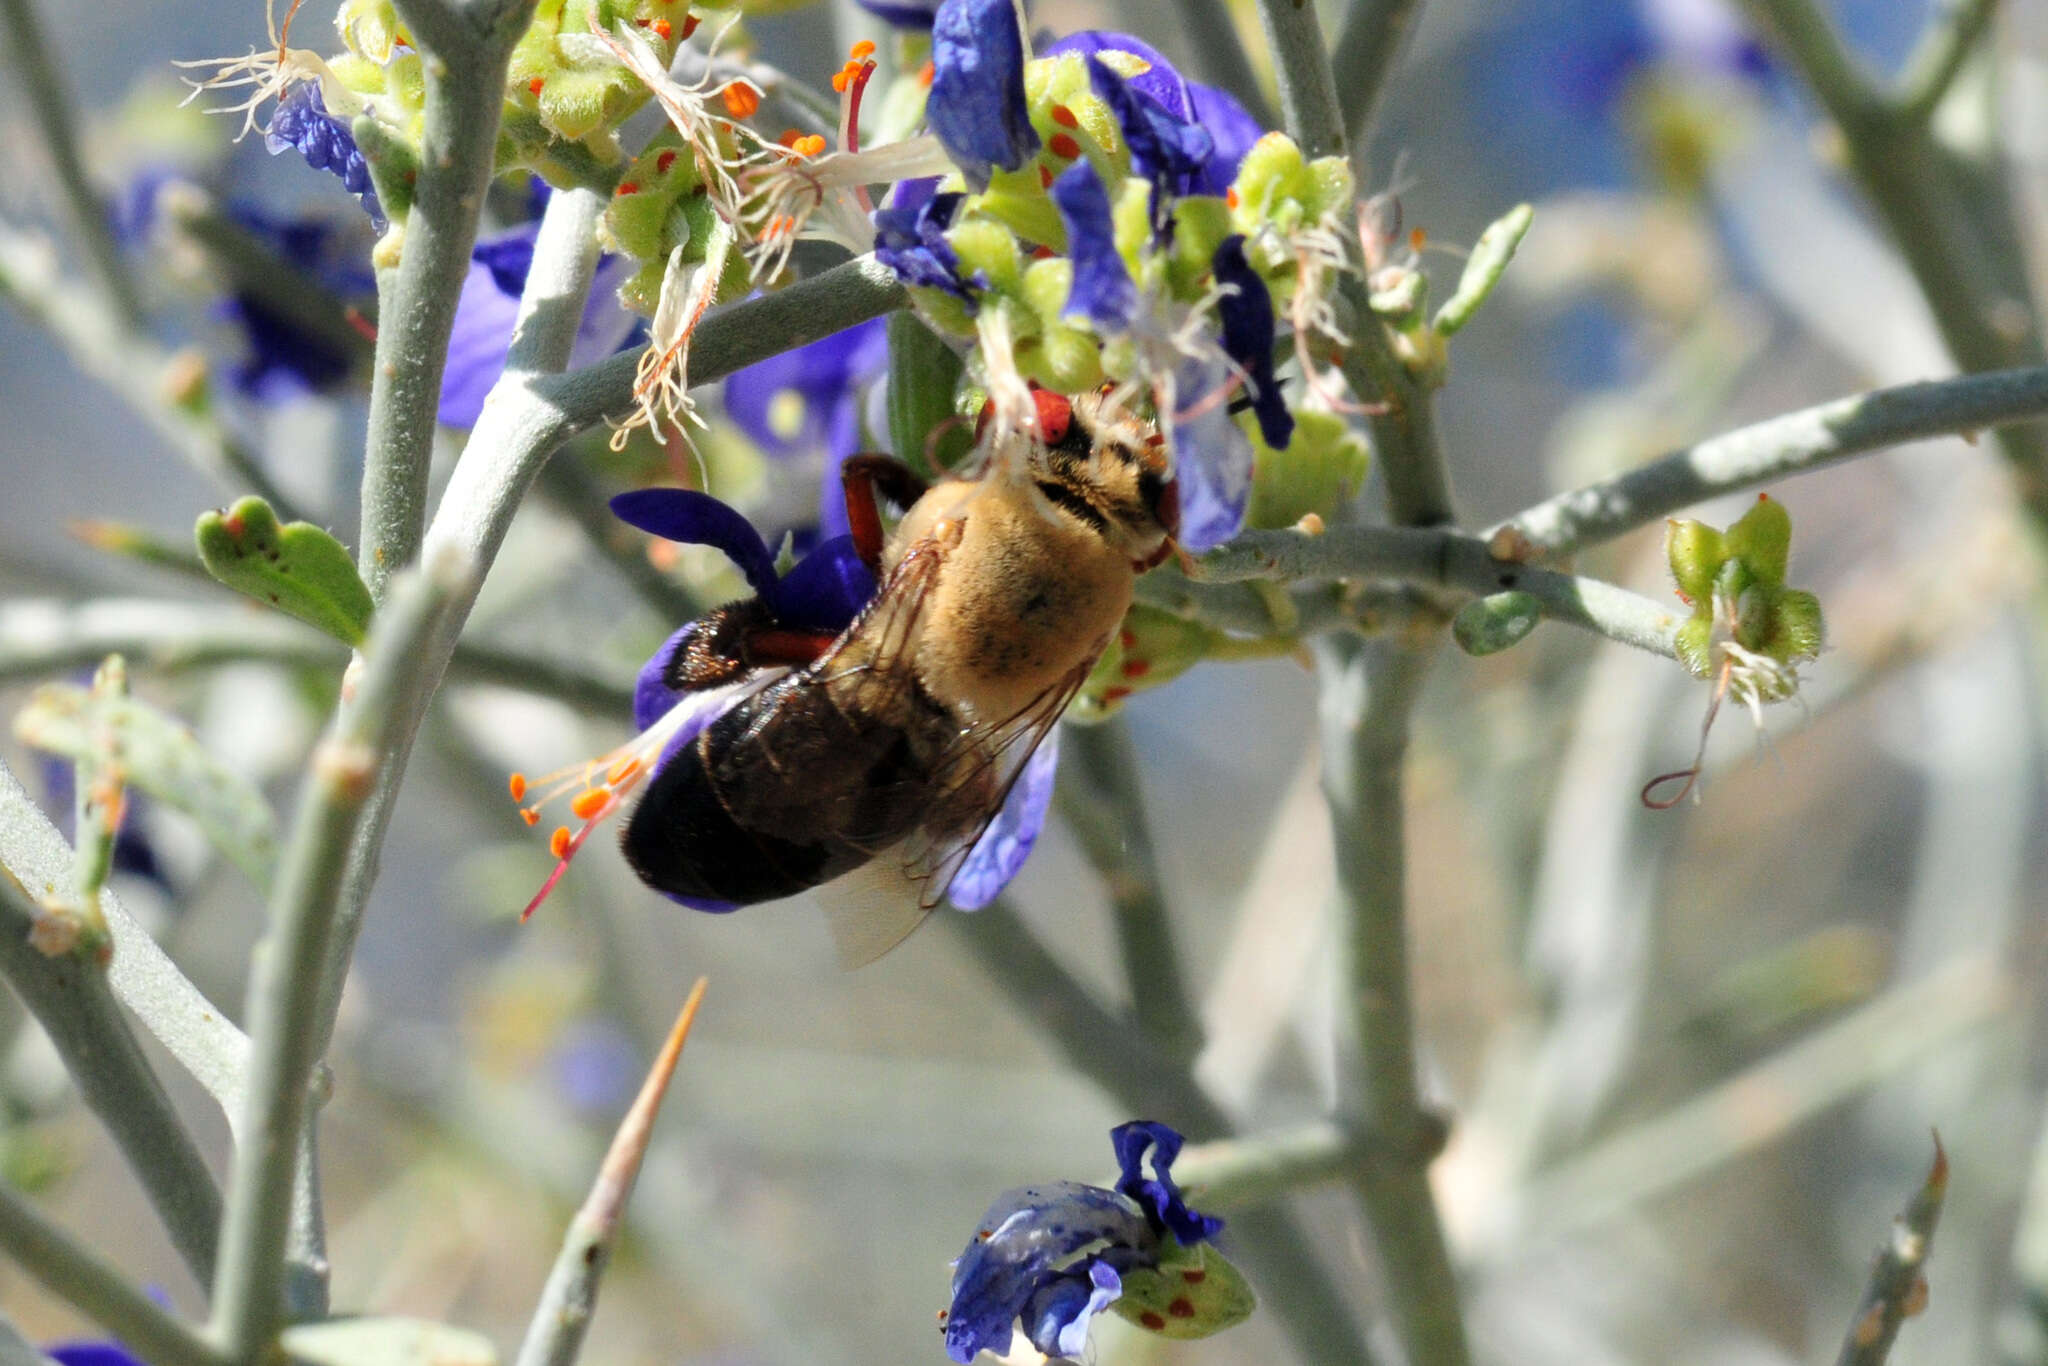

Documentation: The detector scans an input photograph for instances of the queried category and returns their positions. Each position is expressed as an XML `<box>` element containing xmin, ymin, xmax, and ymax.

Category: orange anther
<box><xmin>571</xmin><ymin>789</ymin><xmax>608</xmax><ymax>820</ymax></box>
<box><xmin>832</xmin><ymin>69</ymin><xmax>851</xmax><ymax>93</ymax></box>
<box><xmin>850</xmin><ymin>39</ymin><xmax>876</xmax><ymax>59</ymax></box>
<box><xmin>1050</xmin><ymin>104</ymin><xmax>1078</xmax><ymax>128</ymax></box>
<box><xmin>1048</xmin><ymin>133</ymin><xmax>1081</xmax><ymax>160</ymax></box>
<box><xmin>606</xmin><ymin>756</ymin><xmax>643</xmax><ymax>785</ymax></box>
<box><xmin>653</xmin><ymin>17</ymin><xmax>671</xmax><ymax>38</ymax></box>
<box><xmin>1225</xmin><ymin>187</ymin><xmax>1239</xmax><ymax>209</ymax></box>
<box><xmin>528</xmin><ymin>77</ymin><xmax>544</xmax><ymax>96</ymax></box>
<box><xmin>917</xmin><ymin>59</ymin><xmax>934</xmax><ymax>86</ymax></box>
<box><xmin>521</xmin><ymin>808</ymin><xmax>540</xmax><ymax>827</ymax></box>
<box><xmin>679</xmin><ymin>12</ymin><xmax>699</xmax><ymax>38</ymax></box>
<box><xmin>722</xmin><ymin>83</ymin><xmax>761</xmax><ymax>118</ymax></box>
<box><xmin>778</xmin><ymin>127</ymin><xmax>803</xmax><ymax>147</ymax></box>
<box><xmin>549</xmin><ymin>826</ymin><xmax>572</xmax><ymax>859</ymax></box>
<box><xmin>794</xmin><ymin>134</ymin><xmax>826</xmax><ymax>157</ymax></box>
<box><xmin>508</xmin><ymin>772</ymin><xmax>528</xmax><ymax>801</ymax></box>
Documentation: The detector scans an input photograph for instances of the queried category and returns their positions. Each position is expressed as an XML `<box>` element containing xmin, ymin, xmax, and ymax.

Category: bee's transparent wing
<box><xmin>817</xmin><ymin>854</ymin><xmax>934</xmax><ymax>968</ymax></box>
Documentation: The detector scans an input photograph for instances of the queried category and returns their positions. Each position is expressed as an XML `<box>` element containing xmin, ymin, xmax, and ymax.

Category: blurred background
<box><xmin>3</xmin><ymin>0</ymin><xmax>2047</xmax><ymax>1361</ymax></box>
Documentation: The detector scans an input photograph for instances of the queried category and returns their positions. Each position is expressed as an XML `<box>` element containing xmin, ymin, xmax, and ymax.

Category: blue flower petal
<box><xmin>927</xmin><ymin>0</ymin><xmax>1040</xmax><ymax>189</ymax></box>
<box><xmin>723</xmin><ymin>318</ymin><xmax>889</xmax><ymax>459</ymax></box>
<box><xmin>1211</xmin><ymin>234</ymin><xmax>1293</xmax><ymax>449</ymax></box>
<box><xmin>1051</xmin><ymin>162</ymin><xmax>1137</xmax><ymax>334</ymax></box>
<box><xmin>48</xmin><ymin>1344</ymin><xmax>147</xmax><ymax>1366</ymax></box>
<box><xmin>265</xmin><ymin>82</ymin><xmax>383</xmax><ymax>226</ymax></box>
<box><xmin>771</xmin><ymin>534</ymin><xmax>877</xmax><ymax>634</ymax></box>
<box><xmin>1169</xmin><ymin>357</ymin><xmax>1254</xmax><ymax>552</ymax></box>
<box><xmin>1023</xmin><ymin>1260</ymin><xmax>1122</xmax><ymax>1359</ymax></box>
<box><xmin>1047</xmin><ymin>34</ymin><xmax>1266</xmax><ymax>197</ymax></box>
<box><xmin>1111</xmin><ymin>1120</ymin><xmax>1224</xmax><ymax>1245</ymax></box>
<box><xmin>947</xmin><ymin>1180</ymin><xmax>1154</xmax><ymax>1364</ymax></box>
<box><xmin>609</xmin><ymin>489</ymin><xmax>780</xmax><ymax>600</ymax></box>
<box><xmin>874</xmin><ymin>192</ymin><xmax>980</xmax><ymax>304</ymax></box>
<box><xmin>948</xmin><ymin>730</ymin><xmax>1060</xmax><ymax>910</ymax></box>
<box><xmin>1086</xmin><ymin>55</ymin><xmax>1213</xmax><ymax>240</ymax></box>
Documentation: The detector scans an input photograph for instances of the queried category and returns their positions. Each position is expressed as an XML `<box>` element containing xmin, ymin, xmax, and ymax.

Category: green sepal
<box><xmin>1665</xmin><ymin>517</ymin><xmax>1726</xmax><ymax>604</ymax></box>
<box><xmin>352</xmin><ymin>113</ymin><xmax>419</xmax><ymax>226</ymax></box>
<box><xmin>1069</xmin><ymin>605</ymin><xmax>1215</xmax><ymax>723</ymax></box>
<box><xmin>1247</xmin><ymin>410</ymin><xmax>1369</xmax><ymax>530</ymax></box>
<box><xmin>887</xmin><ymin>312</ymin><xmax>971</xmax><ymax>480</ymax></box>
<box><xmin>1674</xmin><ymin>615</ymin><xmax>1714</xmax><ymax>677</ymax></box>
<box><xmin>1111</xmin><ymin>1237</ymin><xmax>1256</xmax><ymax>1339</ymax></box>
<box><xmin>337</xmin><ymin>0</ymin><xmax>405</xmax><ymax>61</ymax></box>
<box><xmin>195</xmin><ymin>496</ymin><xmax>376</xmax><ymax>647</ymax></box>
<box><xmin>1453</xmin><ymin>591</ymin><xmax>1543</xmax><ymax>656</ymax></box>
<box><xmin>1725</xmin><ymin>493</ymin><xmax>1791</xmax><ymax>585</ymax></box>
<box><xmin>1431</xmin><ymin>202</ymin><xmax>1533</xmax><ymax>338</ymax></box>
<box><xmin>14</xmin><ymin>674</ymin><xmax>282</xmax><ymax>893</ymax></box>
<box><xmin>507</xmin><ymin>0</ymin><xmax>683</xmax><ymax>144</ymax></box>
<box><xmin>948</xmin><ymin>217</ymin><xmax>1025</xmax><ymax>296</ymax></box>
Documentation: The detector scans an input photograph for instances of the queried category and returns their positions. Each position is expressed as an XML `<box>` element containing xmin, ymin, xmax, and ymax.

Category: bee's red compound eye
<box><xmin>1031</xmin><ymin>389</ymin><xmax>1073</xmax><ymax>446</ymax></box>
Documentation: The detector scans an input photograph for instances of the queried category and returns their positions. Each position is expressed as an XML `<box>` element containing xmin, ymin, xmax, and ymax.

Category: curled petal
<box><xmin>770</xmin><ymin>534</ymin><xmax>877</xmax><ymax>634</ymax></box>
<box><xmin>1169</xmin><ymin>358</ymin><xmax>1254</xmax><ymax>552</ymax></box>
<box><xmin>1085</xmin><ymin>54</ymin><xmax>1211</xmax><ymax>239</ymax></box>
<box><xmin>1112</xmin><ymin>1119</ymin><xmax>1224</xmax><ymax>1245</ymax></box>
<box><xmin>265</xmin><ymin>81</ymin><xmax>382</xmax><ymax>224</ymax></box>
<box><xmin>1212</xmin><ymin>234</ymin><xmax>1293</xmax><ymax>449</ymax></box>
<box><xmin>1051</xmin><ymin>162</ymin><xmax>1137</xmax><ymax>334</ymax></box>
<box><xmin>610</xmin><ymin>489</ymin><xmax>781</xmax><ymax>602</ymax></box>
<box><xmin>874</xmin><ymin>192</ymin><xmax>980</xmax><ymax>303</ymax></box>
<box><xmin>927</xmin><ymin>0</ymin><xmax>1040</xmax><ymax>189</ymax></box>
<box><xmin>947</xmin><ymin>1180</ymin><xmax>1154</xmax><ymax>1364</ymax></box>
<box><xmin>1024</xmin><ymin>1260</ymin><xmax>1122</xmax><ymax>1359</ymax></box>
<box><xmin>948</xmin><ymin>730</ymin><xmax>1060</xmax><ymax>910</ymax></box>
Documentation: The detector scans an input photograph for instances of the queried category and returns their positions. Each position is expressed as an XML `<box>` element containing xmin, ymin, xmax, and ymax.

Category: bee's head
<box><xmin>1027</xmin><ymin>388</ymin><xmax>1180</xmax><ymax>566</ymax></box>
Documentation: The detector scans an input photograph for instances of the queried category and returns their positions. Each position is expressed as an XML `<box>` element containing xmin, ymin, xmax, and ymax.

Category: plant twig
<box><xmin>1497</xmin><ymin>364</ymin><xmax>2048</xmax><ymax>558</ymax></box>
<box><xmin>1177</xmin><ymin>0</ymin><xmax>1279</xmax><ymax>135</ymax></box>
<box><xmin>0</xmin><ymin>871</ymin><xmax>221</xmax><ymax>1284</ymax></box>
<box><xmin>1056</xmin><ymin>719</ymin><xmax>1203</xmax><ymax>1063</ymax></box>
<box><xmin>357</xmin><ymin>0</ymin><xmax>540</xmax><ymax>599</ymax></box>
<box><xmin>1174</xmin><ymin>1120</ymin><xmax>1369</xmax><ymax>1209</ymax></box>
<box><xmin>0</xmin><ymin>0</ymin><xmax>145</xmax><ymax>326</ymax></box>
<box><xmin>0</xmin><ymin>1182</ymin><xmax>226</xmax><ymax>1366</ymax></box>
<box><xmin>210</xmin><ymin>550</ymin><xmax>471</xmax><ymax>1362</ymax></box>
<box><xmin>954</xmin><ymin>901</ymin><xmax>1379</xmax><ymax>1366</ymax></box>
<box><xmin>1837</xmin><ymin>1139</ymin><xmax>1949</xmax><ymax>1366</ymax></box>
<box><xmin>1252</xmin><ymin>0</ymin><xmax>1347</xmax><ymax>162</ymax></box>
<box><xmin>1897</xmin><ymin>0</ymin><xmax>2001</xmax><ymax>125</ymax></box>
<box><xmin>1314</xmin><ymin>633</ymin><xmax>1469</xmax><ymax>1366</ymax></box>
<box><xmin>514</xmin><ymin>977</ymin><xmax>708</xmax><ymax>1366</ymax></box>
<box><xmin>1331</xmin><ymin>0</ymin><xmax>1427</xmax><ymax>149</ymax></box>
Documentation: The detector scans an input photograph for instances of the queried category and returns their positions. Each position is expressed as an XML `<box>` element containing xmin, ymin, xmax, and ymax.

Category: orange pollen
<box><xmin>656</xmin><ymin>149</ymin><xmax>677</xmax><ymax>173</ymax></box>
<box><xmin>1048</xmin><ymin>133</ymin><xmax>1081</xmax><ymax>160</ymax></box>
<box><xmin>570</xmin><ymin>789</ymin><xmax>609</xmax><ymax>820</ymax></box>
<box><xmin>680</xmin><ymin>12</ymin><xmax>699</xmax><ymax>38</ymax></box>
<box><xmin>616</xmin><ymin>180</ymin><xmax>641</xmax><ymax>195</ymax></box>
<box><xmin>549</xmin><ymin>826</ymin><xmax>572</xmax><ymax>859</ymax></box>
<box><xmin>606</xmin><ymin>756</ymin><xmax>643</xmax><ymax>785</ymax></box>
<box><xmin>850</xmin><ymin>39</ymin><xmax>876</xmax><ymax>59</ymax></box>
<box><xmin>722</xmin><ymin>83</ymin><xmax>761</xmax><ymax>118</ymax></box>
<box><xmin>1410</xmin><ymin>227</ymin><xmax>1427</xmax><ymax>251</ymax></box>
<box><xmin>1050</xmin><ymin>104</ymin><xmax>1078</xmax><ymax>128</ymax></box>
<box><xmin>521</xmin><ymin>809</ymin><xmax>540</xmax><ymax>827</ymax></box>
<box><xmin>917</xmin><ymin>59</ymin><xmax>934</xmax><ymax>86</ymax></box>
<box><xmin>832</xmin><ymin>69</ymin><xmax>851</xmax><ymax>93</ymax></box>
<box><xmin>527</xmin><ymin>77</ymin><xmax>544</xmax><ymax>96</ymax></box>
<box><xmin>777</xmin><ymin>127</ymin><xmax>803</xmax><ymax>148</ymax></box>
<box><xmin>508</xmin><ymin>772</ymin><xmax>529</xmax><ymax>802</ymax></box>
<box><xmin>1225</xmin><ymin>187</ymin><xmax>1239</xmax><ymax>208</ymax></box>
<box><xmin>653</xmin><ymin>17</ymin><xmax>671</xmax><ymax>38</ymax></box>
<box><xmin>794</xmin><ymin>134</ymin><xmax>826</xmax><ymax>157</ymax></box>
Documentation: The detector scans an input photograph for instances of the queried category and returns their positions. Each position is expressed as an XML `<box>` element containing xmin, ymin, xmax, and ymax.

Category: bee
<box><xmin>619</xmin><ymin>386</ymin><xmax>1181</xmax><ymax>963</ymax></box>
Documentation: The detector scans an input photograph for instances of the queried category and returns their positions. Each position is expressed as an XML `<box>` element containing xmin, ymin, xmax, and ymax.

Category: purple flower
<box><xmin>264</xmin><ymin>82</ymin><xmax>382</xmax><ymax>226</ymax></box>
<box><xmin>945</xmin><ymin>1121</ymin><xmax>1223</xmax><ymax>1362</ymax></box>
<box><xmin>439</xmin><ymin>222</ymin><xmax>640</xmax><ymax>427</ymax></box>
<box><xmin>1170</xmin><ymin>354</ymin><xmax>1255</xmax><ymax>553</ymax></box>
<box><xmin>48</xmin><ymin>1344</ymin><xmax>147</xmax><ymax>1366</ymax></box>
<box><xmin>609</xmin><ymin>489</ymin><xmax>1060</xmax><ymax>912</ymax></box>
<box><xmin>1045</xmin><ymin>32</ymin><xmax>1263</xmax><ymax>197</ymax></box>
<box><xmin>1051</xmin><ymin>162</ymin><xmax>1136</xmax><ymax>334</ymax></box>
<box><xmin>1085</xmin><ymin>55</ymin><xmax>1213</xmax><ymax>242</ymax></box>
<box><xmin>722</xmin><ymin>318</ymin><xmax>890</xmax><ymax>541</ymax></box>
<box><xmin>1211</xmin><ymin>234</ymin><xmax>1292</xmax><ymax>449</ymax></box>
<box><xmin>926</xmin><ymin>0</ymin><xmax>1039</xmax><ymax>189</ymax></box>
<box><xmin>215</xmin><ymin>205</ymin><xmax>375</xmax><ymax>402</ymax></box>
<box><xmin>873</xmin><ymin>191</ymin><xmax>980</xmax><ymax>304</ymax></box>
<box><xmin>854</xmin><ymin>0</ymin><xmax>938</xmax><ymax>26</ymax></box>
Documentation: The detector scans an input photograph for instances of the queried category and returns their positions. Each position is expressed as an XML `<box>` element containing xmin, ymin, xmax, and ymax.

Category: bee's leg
<box><xmin>665</xmin><ymin>602</ymin><xmax>770</xmax><ymax>690</ymax></box>
<box><xmin>841</xmin><ymin>454</ymin><xmax>931</xmax><ymax>574</ymax></box>
<box><xmin>741</xmin><ymin>627</ymin><xmax>840</xmax><ymax>666</ymax></box>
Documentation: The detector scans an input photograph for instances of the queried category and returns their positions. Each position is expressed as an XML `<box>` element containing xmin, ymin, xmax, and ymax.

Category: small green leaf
<box><xmin>1431</xmin><ymin>202</ymin><xmax>1534</xmax><ymax>338</ymax></box>
<box><xmin>1112</xmin><ymin>1239</ymin><xmax>1257</xmax><ymax>1339</ymax></box>
<box><xmin>1453</xmin><ymin>590</ymin><xmax>1543</xmax><ymax>656</ymax></box>
<box><xmin>280</xmin><ymin>1317</ymin><xmax>498</xmax><ymax>1366</ymax></box>
<box><xmin>195</xmin><ymin>496</ymin><xmax>375</xmax><ymax>646</ymax></box>
<box><xmin>14</xmin><ymin>679</ymin><xmax>280</xmax><ymax>892</ymax></box>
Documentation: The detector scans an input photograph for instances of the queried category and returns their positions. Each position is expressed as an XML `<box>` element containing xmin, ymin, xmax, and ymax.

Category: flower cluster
<box><xmin>943</xmin><ymin>1120</ymin><xmax>1253</xmax><ymax>1362</ymax></box>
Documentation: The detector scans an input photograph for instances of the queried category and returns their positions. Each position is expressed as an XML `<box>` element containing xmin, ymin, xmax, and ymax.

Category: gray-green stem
<box><xmin>1057</xmin><ymin>718</ymin><xmax>1203</xmax><ymax>1063</ymax></box>
<box><xmin>358</xmin><ymin>0</ymin><xmax>540</xmax><ymax>600</ymax></box>
<box><xmin>1332</xmin><ymin>0</ymin><xmax>1428</xmax><ymax>150</ymax></box>
<box><xmin>0</xmin><ymin>872</ymin><xmax>221</xmax><ymax>1285</ymax></box>
<box><xmin>209</xmin><ymin>552</ymin><xmax>470</xmax><ymax>1362</ymax></box>
<box><xmin>0</xmin><ymin>1181</ymin><xmax>226</xmax><ymax>1366</ymax></box>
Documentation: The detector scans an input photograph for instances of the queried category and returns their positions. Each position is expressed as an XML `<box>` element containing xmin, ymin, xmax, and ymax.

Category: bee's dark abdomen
<box><xmin>622</xmin><ymin>740</ymin><xmax>861</xmax><ymax>904</ymax></box>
